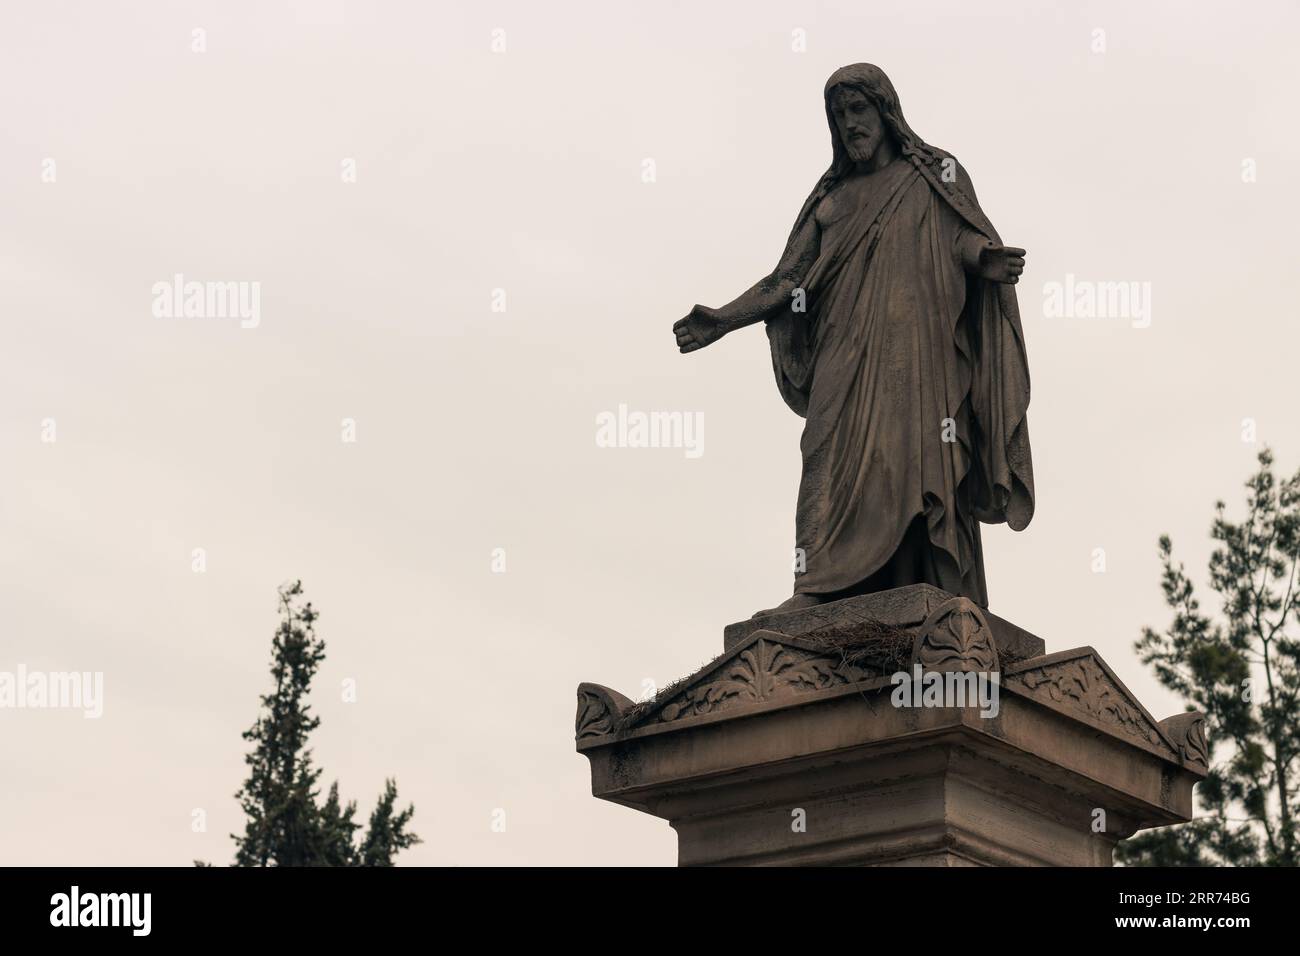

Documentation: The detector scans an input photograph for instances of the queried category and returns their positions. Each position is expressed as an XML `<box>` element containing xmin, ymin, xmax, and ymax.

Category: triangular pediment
<box><xmin>1003</xmin><ymin>648</ymin><xmax>1179</xmax><ymax>760</ymax></box>
<box><xmin>623</xmin><ymin>630</ymin><xmax>882</xmax><ymax>732</ymax></box>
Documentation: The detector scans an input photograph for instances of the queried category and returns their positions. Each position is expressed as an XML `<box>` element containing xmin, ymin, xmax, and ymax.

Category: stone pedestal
<box><xmin>575</xmin><ymin>585</ymin><xmax>1207</xmax><ymax>866</ymax></box>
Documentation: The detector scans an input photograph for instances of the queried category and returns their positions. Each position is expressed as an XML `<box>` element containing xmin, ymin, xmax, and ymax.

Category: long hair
<box><xmin>823</xmin><ymin>63</ymin><xmax>937</xmax><ymax>177</ymax></box>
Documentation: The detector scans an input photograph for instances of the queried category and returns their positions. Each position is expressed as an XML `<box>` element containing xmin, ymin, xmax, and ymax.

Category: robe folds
<box><xmin>765</xmin><ymin>151</ymin><xmax>1034</xmax><ymax>607</ymax></box>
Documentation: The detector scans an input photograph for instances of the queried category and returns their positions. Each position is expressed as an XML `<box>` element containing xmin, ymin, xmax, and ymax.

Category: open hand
<box><xmin>978</xmin><ymin>245</ymin><xmax>1026</xmax><ymax>284</ymax></box>
<box><xmin>673</xmin><ymin>305</ymin><xmax>729</xmax><ymax>353</ymax></box>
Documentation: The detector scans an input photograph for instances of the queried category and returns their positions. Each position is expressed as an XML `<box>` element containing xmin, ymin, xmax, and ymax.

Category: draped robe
<box><xmin>765</xmin><ymin>80</ymin><xmax>1034</xmax><ymax>608</ymax></box>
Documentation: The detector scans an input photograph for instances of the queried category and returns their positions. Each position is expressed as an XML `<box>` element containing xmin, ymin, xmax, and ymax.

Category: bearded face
<box><xmin>831</xmin><ymin>87</ymin><xmax>891</xmax><ymax>166</ymax></box>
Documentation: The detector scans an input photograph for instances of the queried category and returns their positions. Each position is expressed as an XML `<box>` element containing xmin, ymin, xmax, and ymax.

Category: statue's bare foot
<box><xmin>751</xmin><ymin>592</ymin><xmax>825</xmax><ymax>618</ymax></box>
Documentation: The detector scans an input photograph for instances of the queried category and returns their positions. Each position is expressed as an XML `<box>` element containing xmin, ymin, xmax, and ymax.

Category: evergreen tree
<box><xmin>227</xmin><ymin>580</ymin><xmax>420</xmax><ymax>866</ymax></box>
<box><xmin>1118</xmin><ymin>449</ymin><xmax>1300</xmax><ymax>866</ymax></box>
<box><xmin>316</xmin><ymin>782</ymin><xmax>362</xmax><ymax>867</ymax></box>
<box><xmin>357</xmin><ymin>779</ymin><xmax>420</xmax><ymax>866</ymax></box>
<box><xmin>233</xmin><ymin>580</ymin><xmax>326</xmax><ymax>866</ymax></box>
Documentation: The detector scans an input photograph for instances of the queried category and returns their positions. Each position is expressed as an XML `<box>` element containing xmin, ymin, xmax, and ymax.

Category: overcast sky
<box><xmin>2</xmin><ymin>0</ymin><xmax>1297</xmax><ymax>865</ymax></box>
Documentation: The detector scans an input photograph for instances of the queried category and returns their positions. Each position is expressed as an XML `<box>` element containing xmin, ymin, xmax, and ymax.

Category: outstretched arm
<box><xmin>953</xmin><ymin>216</ymin><xmax>1024</xmax><ymax>284</ymax></box>
<box><xmin>673</xmin><ymin>211</ymin><xmax>821</xmax><ymax>354</ymax></box>
<box><xmin>946</xmin><ymin>162</ymin><xmax>1025</xmax><ymax>284</ymax></box>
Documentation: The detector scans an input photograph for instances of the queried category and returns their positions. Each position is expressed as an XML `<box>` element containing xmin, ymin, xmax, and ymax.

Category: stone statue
<box><xmin>673</xmin><ymin>64</ymin><xmax>1035</xmax><ymax>615</ymax></box>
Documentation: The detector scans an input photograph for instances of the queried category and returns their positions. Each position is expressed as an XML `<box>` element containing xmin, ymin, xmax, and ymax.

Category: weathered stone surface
<box><xmin>575</xmin><ymin>683</ymin><xmax>634</xmax><ymax>741</ymax></box>
<box><xmin>1004</xmin><ymin>649</ymin><xmax>1181</xmax><ymax>763</ymax></box>
<box><xmin>633</xmin><ymin>630</ymin><xmax>879</xmax><ymax>729</ymax></box>
<box><xmin>1160</xmin><ymin>711</ymin><xmax>1210</xmax><ymax>769</ymax></box>
<box><xmin>594</xmin><ymin>61</ymin><xmax>1183</xmax><ymax>866</ymax></box>
<box><xmin>577</xmin><ymin>595</ymin><xmax>1205</xmax><ymax>867</ymax></box>
<box><xmin>723</xmin><ymin>583</ymin><xmax>1044</xmax><ymax>661</ymax></box>
<box><xmin>912</xmin><ymin>595</ymin><xmax>998</xmax><ymax>672</ymax></box>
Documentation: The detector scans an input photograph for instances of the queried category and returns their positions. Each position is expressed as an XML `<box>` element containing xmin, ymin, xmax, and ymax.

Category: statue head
<box><xmin>822</xmin><ymin>64</ymin><xmax>927</xmax><ymax>176</ymax></box>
